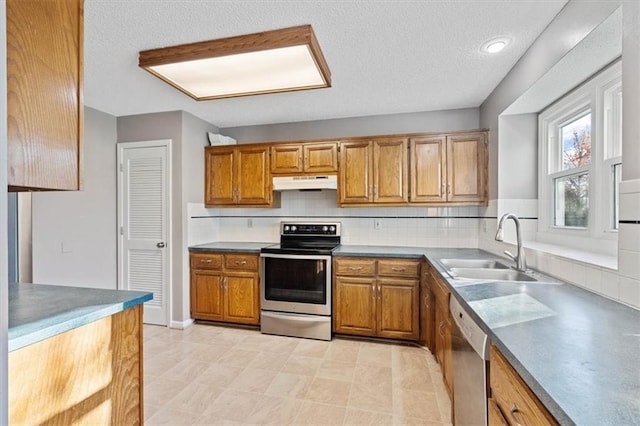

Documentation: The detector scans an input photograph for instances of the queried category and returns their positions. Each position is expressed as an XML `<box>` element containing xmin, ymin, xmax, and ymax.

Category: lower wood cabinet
<box><xmin>489</xmin><ymin>345</ymin><xmax>558</xmax><ymax>426</ymax></box>
<box><xmin>190</xmin><ymin>252</ymin><xmax>260</xmax><ymax>325</ymax></box>
<box><xmin>429</xmin><ymin>266</ymin><xmax>453</xmax><ymax>400</ymax></box>
<box><xmin>333</xmin><ymin>257</ymin><xmax>420</xmax><ymax>341</ymax></box>
<box><xmin>419</xmin><ymin>263</ymin><xmax>435</xmax><ymax>351</ymax></box>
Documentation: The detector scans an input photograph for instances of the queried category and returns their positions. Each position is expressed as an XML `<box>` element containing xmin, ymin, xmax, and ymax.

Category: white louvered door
<box><xmin>118</xmin><ymin>141</ymin><xmax>170</xmax><ymax>325</ymax></box>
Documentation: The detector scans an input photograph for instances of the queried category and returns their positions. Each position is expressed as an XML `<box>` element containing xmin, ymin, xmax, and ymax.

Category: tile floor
<box><xmin>144</xmin><ymin>323</ymin><xmax>452</xmax><ymax>425</ymax></box>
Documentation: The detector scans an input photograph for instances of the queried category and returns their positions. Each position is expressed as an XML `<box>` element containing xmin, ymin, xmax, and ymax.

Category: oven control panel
<box><xmin>281</xmin><ymin>222</ymin><xmax>341</xmax><ymax>236</ymax></box>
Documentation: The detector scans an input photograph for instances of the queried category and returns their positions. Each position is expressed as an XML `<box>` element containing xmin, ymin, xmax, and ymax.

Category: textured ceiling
<box><xmin>84</xmin><ymin>0</ymin><xmax>568</xmax><ymax>128</ymax></box>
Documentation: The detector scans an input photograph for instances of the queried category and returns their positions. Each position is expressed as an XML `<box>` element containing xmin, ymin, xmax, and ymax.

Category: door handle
<box><xmin>157</xmin><ymin>242</ymin><xmax>165</xmax><ymax>248</ymax></box>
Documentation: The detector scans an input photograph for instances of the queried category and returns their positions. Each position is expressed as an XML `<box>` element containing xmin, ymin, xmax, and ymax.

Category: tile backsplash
<box><xmin>189</xmin><ymin>190</ymin><xmax>480</xmax><ymax>247</ymax></box>
<box><xmin>188</xmin><ymin>184</ymin><xmax>640</xmax><ymax>310</ymax></box>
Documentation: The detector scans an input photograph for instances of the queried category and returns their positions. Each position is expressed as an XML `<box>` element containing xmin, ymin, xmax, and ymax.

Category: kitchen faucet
<box><xmin>495</xmin><ymin>213</ymin><xmax>527</xmax><ymax>271</ymax></box>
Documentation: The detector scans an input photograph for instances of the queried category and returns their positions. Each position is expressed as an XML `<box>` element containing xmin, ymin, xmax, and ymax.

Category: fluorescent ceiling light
<box><xmin>482</xmin><ymin>38</ymin><xmax>509</xmax><ymax>54</ymax></box>
<box><xmin>139</xmin><ymin>25</ymin><xmax>331</xmax><ymax>100</ymax></box>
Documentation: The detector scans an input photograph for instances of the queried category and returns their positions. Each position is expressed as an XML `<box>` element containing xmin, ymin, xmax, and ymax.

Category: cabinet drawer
<box><xmin>378</xmin><ymin>260</ymin><xmax>420</xmax><ymax>278</ymax></box>
<box><xmin>224</xmin><ymin>254</ymin><xmax>259</xmax><ymax>271</ymax></box>
<box><xmin>334</xmin><ymin>258</ymin><xmax>376</xmax><ymax>276</ymax></box>
<box><xmin>490</xmin><ymin>345</ymin><xmax>558</xmax><ymax>426</ymax></box>
<box><xmin>190</xmin><ymin>253</ymin><xmax>223</xmax><ymax>270</ymax></box>
<box><xmin>430</xmin><ymin>271</ymin><xmax>450</xmax><ymax>313</ymax></box>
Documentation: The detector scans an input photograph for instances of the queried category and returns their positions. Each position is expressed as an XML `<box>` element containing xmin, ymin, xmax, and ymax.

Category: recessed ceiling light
<box><xmin>482</xmin><ymin>38</ymin><xmax>509</xmax><ymax>54</ymax></box>
<box><xmin>139</xmin><ymin>25</ymin><xmax>331</xmax><ymax>100</ymax></box>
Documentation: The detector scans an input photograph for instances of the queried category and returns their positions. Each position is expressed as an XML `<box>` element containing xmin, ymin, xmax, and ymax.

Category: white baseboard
<box><xmin>170</xmin><ymin>318</ymin><xmax>194</xmax><ymax>329</ymax></box>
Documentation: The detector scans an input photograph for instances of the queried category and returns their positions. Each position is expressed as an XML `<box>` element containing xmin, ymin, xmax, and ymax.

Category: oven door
<box><xmin>260</xmin><ymin>253</ymin><xmax>331</xmax><ymax>316</ymax></box>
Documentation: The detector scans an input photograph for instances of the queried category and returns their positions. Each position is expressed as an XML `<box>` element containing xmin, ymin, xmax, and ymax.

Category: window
<box><xmin>538</xmin><ymin>61</ymin><xmax>622</xmax><ymax>252</ymax></box>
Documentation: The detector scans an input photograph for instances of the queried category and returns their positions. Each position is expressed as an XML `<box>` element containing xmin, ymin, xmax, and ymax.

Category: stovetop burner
<box><xmin>261</xmin><ymin>222</ymin><xmax>341</xmax><ymax>255</ymax></box>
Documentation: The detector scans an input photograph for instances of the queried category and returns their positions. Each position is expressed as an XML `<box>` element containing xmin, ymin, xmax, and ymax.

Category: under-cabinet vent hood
<box><xmin>273</xmin><ymin>175</ymin><xmax>337</xmax><ymax>191</ymax></box>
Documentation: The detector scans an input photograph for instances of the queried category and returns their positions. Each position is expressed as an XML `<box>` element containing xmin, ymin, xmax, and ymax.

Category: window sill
<box><xmin>523</xmin><ymin>240</ymin><xmax>617</xmax><ymax>271</ymax></box>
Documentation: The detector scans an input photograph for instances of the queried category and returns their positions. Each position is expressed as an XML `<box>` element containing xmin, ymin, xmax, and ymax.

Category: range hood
<box><xmin>272</xmin><ymin>175</ymin><xmax>337</xmax><ymax>191</ymax></box>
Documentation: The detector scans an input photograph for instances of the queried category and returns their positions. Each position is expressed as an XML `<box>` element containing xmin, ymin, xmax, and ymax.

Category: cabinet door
<box><xmin>191</xmin><ymin>270</ymin><xmax>224</xmax><ymax>321</ymax></box>
<box><xmin>303</xmin><ymin>142</ymin><xmax>338</xmax><ymax>173</ymax></box>
<box><xmin>373</xmin><ymin>138</ymin><xmax>408</xmax><ymax>203</ymax></box>
<box><xmin>271</xmin><ymin>144</ymin><xmax>303</xmax><ymax>174</ymax></box>
<box><xmin>339</xmin><ymin>141</ymin><xmax>372</xmax><ymax>204</ymax></box>
<box><xmin>490</xmin><ymin>345</ymin><xmax>558</xmax><ymax>426</ymax></box>
<box><xmin>236</xmin><ymin>146</ymin><xmax>271</xmax><ymax>205</ymax></box>
<box><xmin>205</xmin><ymin>147</ymin><xmax>235</xmax><ymax>206</ymax></box>
<box><xmin>419</xmin><ymin>278</ymin><xmax>435</xmax><ymax>351</ymax></box>
<box><xmin>443</xmin><ymin>316</ymin><xmax>453</xmax><ymax>399</ymax></box>
<box><xmin>488</xmin><ymin>398</ymin><xmax>509</xmax><ymax>426</ymax></box>
<box><xmin>409</xmin><ymin>136</ymin><xmax>447</xmax><ymax>203</ymax></box>
<box><xmin>333</xmin><ymin>276</ymin><xmax>377</xmax><ymax>336</ymax></box>
<box><xmin>7</xmin><ymin>0</ymin><xmax>83</xmax><ymax>190</ymax></box>
<box><xmin>434</xmin><ymin>304</ymin><xmax>446</xmax><ymax>366</ymax></box>
<box><xmin>224</xmin><ymin>272</ymin><xmax>260</xmax><ymax>325</ymax></box>
<box><xmin>446</xmin><ymin>133</ymin><xmax>487</xmax><ymax>203</ymax></box>
<box><xmin>377</xmin><ymin>278</ymin><xmax>419</xmax><ymax>340</ymax></box>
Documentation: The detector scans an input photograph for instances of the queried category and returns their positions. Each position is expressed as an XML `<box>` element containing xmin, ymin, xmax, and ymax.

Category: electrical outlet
<box><xmin>374</xmin><ymin>219</ymin><xmax>382</xmax><ymax>230</ymax></box>
<box><xmin>247</xmin><ymin>218</ymin><xmax>253</xmax><ymax>228</ymax></box>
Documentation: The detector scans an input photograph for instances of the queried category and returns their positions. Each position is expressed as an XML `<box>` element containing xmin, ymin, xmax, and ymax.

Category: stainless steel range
<box><xmin>260</xmin><ymin>222</ymin><xmax>341</xmax><ymax>341</ymax></box>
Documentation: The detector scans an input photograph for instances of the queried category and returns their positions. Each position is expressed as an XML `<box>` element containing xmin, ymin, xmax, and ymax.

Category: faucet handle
<box><xmin>504</xmin><ymin>250</ymin><xmax>516</xmax><ymax>262</ymax></box>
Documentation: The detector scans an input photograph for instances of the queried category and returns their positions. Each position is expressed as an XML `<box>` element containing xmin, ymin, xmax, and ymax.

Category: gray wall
<box><xmin>497</xmin><ymin>114</ymin><xmax>538</xmax><ymax>199</ymax></box>
<box><xmin>480</xmin><ymin>1</ymin><xmax>623</xmax><ymax>200</ymax></box>
<box><xmin>31</xmin><ymin>107</ymin><xmax>118</xmax><ymax>288</ymax></box>
<box><xmin>222</xmin><ymin>108</ymin><xmax>479</xmax><ymax>143</ymax></box>
<box><xmin>180</xmin><ymin>111</ymin><xmax>218</xmax><ymax>322</ymax></box>
<box><xmin>117</xmin><ymin>110</ymin><xmax>218</xmax><ymax>325</ymax></box>
<box><xmin>7</xmin><ymin>193</ymin><xmax>17</xmax><ymax>283</ymax></box>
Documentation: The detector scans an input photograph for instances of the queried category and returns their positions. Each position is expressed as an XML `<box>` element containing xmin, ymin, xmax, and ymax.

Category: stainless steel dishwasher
<box><xmin>450</xmin><ymin>296</ymin><xmax>489</xmax><ymax>426</ymax></box>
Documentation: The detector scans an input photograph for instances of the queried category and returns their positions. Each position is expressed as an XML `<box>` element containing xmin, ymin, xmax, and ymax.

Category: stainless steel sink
<box><xmin>448</xmin><ymin>267</ymin><xmax>562</xmax><ymax>284</ymax></box>
<box><xmin>440</xmin><ymin>258</ymin><xmax>509</xmax><ymax>269</ymax></box>
<box><xmin>449</xmin><ymin>268</ymin><xmax>536</xmax><ymax>281</ymax></box>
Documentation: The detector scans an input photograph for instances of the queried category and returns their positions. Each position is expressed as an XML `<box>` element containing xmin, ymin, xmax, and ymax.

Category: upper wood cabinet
<box><xmin>339</xmin><ymin>138</ymin><xmax>408</xmax><ymax>205</ymax></box>
<box><xmin>271</xmin><ymin>141</ymin><xmax>338</xmax><ymax>174</ymax></box>
<box><xmin>205</xmin><ymin>145</ymin><xmax>275</xmax><ymax>207</ymax></box>
<box><xmin>7</xmin><ymin>0</ymin><xmax>84</xmax><ymax>191</ymax></box>
<box><xmin>410</xmin><ymin>132</ymin><xmax>487</xmax><ymax>204</ymax></box>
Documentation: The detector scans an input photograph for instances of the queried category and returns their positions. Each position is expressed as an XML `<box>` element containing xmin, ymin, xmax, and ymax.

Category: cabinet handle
<box><xmin>441</xmin><ymin>183</ymin><xmax>446</xmax><ymax>195</ymax></box>
<box><xmin>369</xmin><ymin>185</ymin><xmax>373</xmax><ymax>198</ymax></box>
<box><xmin>438</xmin><ymin>320</ymin><xmax>445</xmax><ymax>337</ymax></box>
<box><xmin>391</xmin><ymin>267</ymin><xmax>406</xmax><ymax>272</ymax></box>
<box><xmin>447</xmin><ymin>183</ymin><xmax>451</xmax><ymax>195</ymax></box>
<box><xmin>373</xmin><ymin>185</ymin><xmax>378</xmax><ymax>197</ymax></box>
<box><xmin>235</xmin><ymin>260</ymin><xmax>247</xmax><ymax>265</ymax></box>
<box><xmin>509</xmin><ymin>403</ymin><xmax>524</xmax><ymax>426</ymax></box>
<box><xmin>348</xmin><ymin>266</ymin><xmax>363</xmax><ymax>271</ymax></box>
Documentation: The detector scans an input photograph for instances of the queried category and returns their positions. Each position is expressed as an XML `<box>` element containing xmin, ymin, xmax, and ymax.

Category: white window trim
<box><xmin>538</xmin><ymin>61</ymin><xmax>621</xmax><ymax>255</ymax></box>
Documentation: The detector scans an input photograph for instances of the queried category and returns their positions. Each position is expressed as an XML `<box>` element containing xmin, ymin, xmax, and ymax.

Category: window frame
<box><xmin>538</xmin><ymin>61</ymin><xmax>621</xmax><ymax>250</ymax></box>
